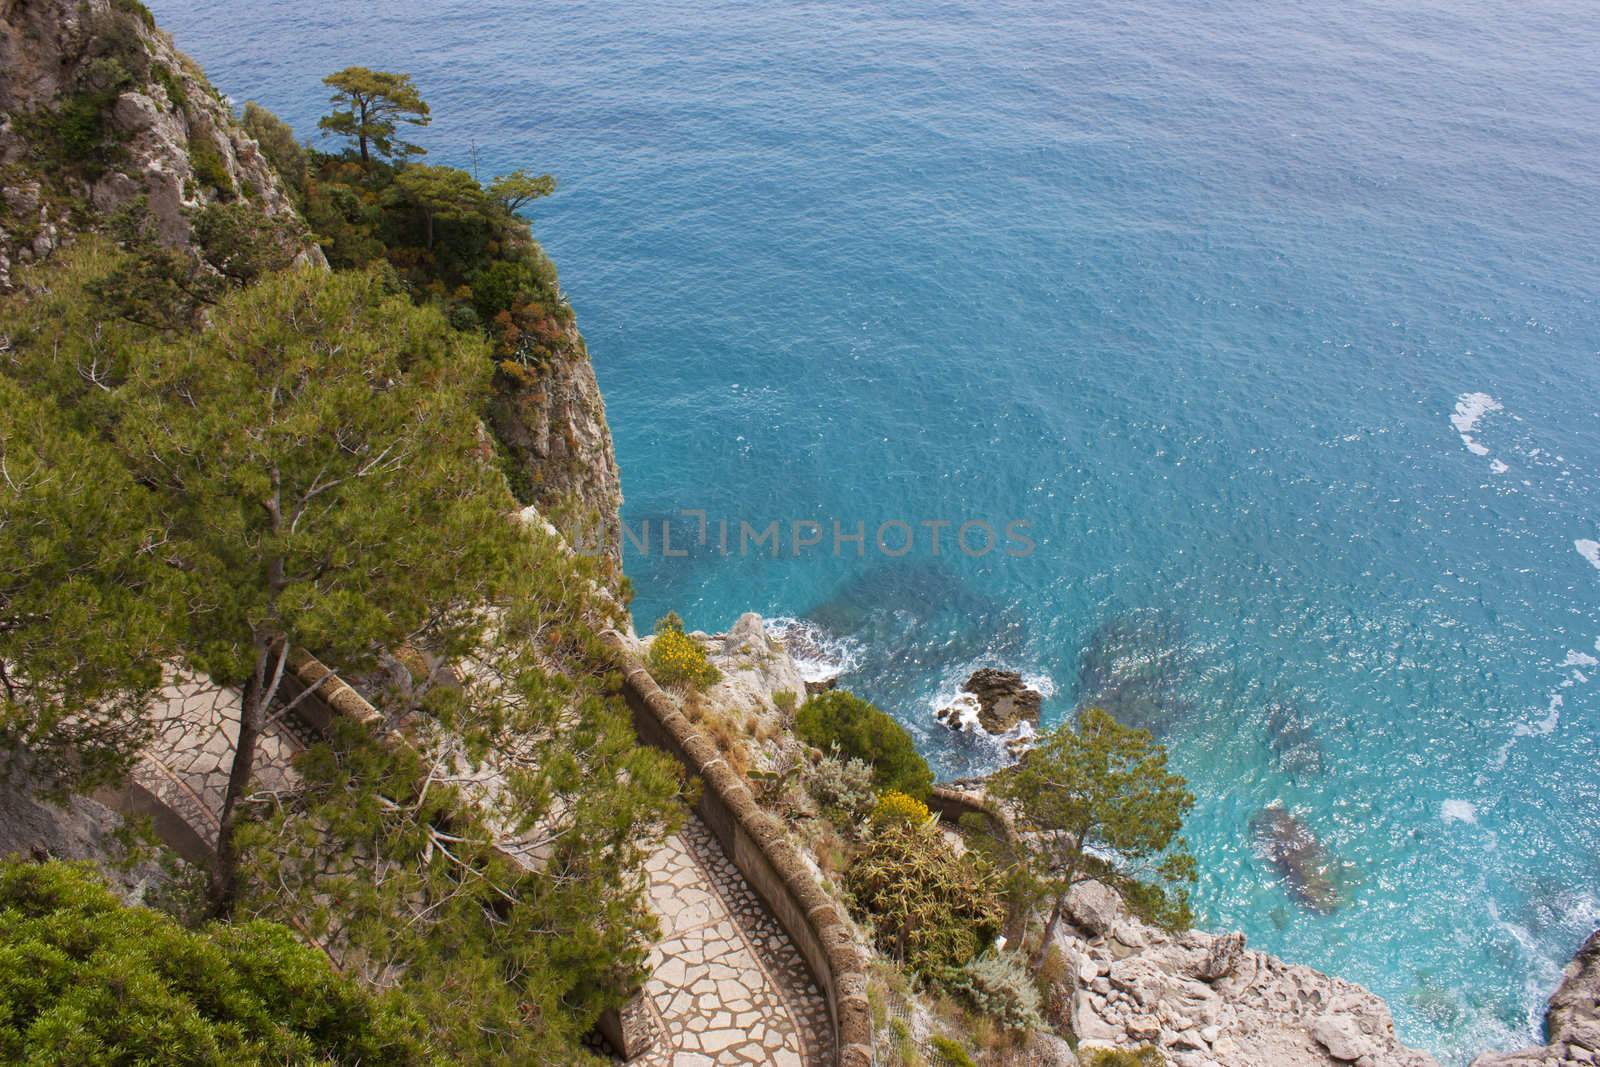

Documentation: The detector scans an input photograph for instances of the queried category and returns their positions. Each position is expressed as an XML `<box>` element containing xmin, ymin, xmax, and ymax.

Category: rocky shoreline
<box><xmin>1048</xmin><ymin>878</ymin><xmax>1438</xmax><ymax>1067</ymax></box>
<box><xmin>689</xmin><ymin>614</ymin><xmax>1501</xmax><ymax>1066</ymax></box>
<box><xmin>1470</xmin><ymin>929</ymin><xmax>1600</xmax><ymax>1067</ymax></box>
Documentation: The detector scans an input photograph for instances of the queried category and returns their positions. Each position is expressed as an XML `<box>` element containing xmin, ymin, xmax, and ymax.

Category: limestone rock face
<box><xmin>486</xmin><ymin>327</ymin><xmax>623</xmax><ymax>575</ymax></box>
<box><xmin>1048</xmin><ymin>882</ymin><xmax>1439</xmax><ymax>1067</ymax></box>
<box><xmin>0</xmin><ymin>766</ymin><xmax>172</xmax><ymax>904</ymax></box>
<box><xmin>1472</xmin><ymin>930</ymin><xmax>1600</xmax><ymax>1067</ymax></box>
<box><xmin>0</xmin><ymin>0</ymin><xmax>313</xmax><ymax>289</ymax></box>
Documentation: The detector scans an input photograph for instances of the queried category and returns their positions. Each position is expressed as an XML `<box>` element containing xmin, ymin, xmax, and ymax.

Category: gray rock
<box><xmin>1312</xmin><ymin>1013</ymin><xmax>1370</xmax><ymax>1062</ymax></box>
<box><xmin>1194</xmin><ymin>931</ymin><xmax>1247</xmax><ymax>981</ymax></box>
<box><xmin>1064</xmin><ymin>878</ymin><xmax>1124</xmax><ymax>937</ymax></box>
<box><xmin>962</xmin><ymin>667</ymin><xmax>1043</xmax><ymax>733</ymax></box>
<box><xmin>1043</xmin><ymin>876</ymin><xmax>1439</xmax><ymax>1067</ymax></box>
<box><xmin>1020</xmin><ymin>1030</ymin><xmax>1078</xmax><ymax>1067</ymax></box>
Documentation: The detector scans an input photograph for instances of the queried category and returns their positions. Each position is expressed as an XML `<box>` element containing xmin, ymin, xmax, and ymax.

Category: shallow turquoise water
<box><xmin>150</xmin><ymin>1</ymin><xmax>1600</xmax><ymax>1059</ymax></box>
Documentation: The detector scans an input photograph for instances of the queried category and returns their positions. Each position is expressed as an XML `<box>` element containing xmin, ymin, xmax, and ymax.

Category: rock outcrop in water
<box><xmin>935</xmin><ymin>667</ymin><xmax>1043</xmax><ymax>734</ymax></box>
<box><xmin>1048</xmin><ymin>879</ymin><xmax>1439</xmax><ymax>1067</ymax></box>
<box><xmin>1471</xmin><ymin>929</ymin><xmax>1600</xmax><ymax>1067</ymax></box>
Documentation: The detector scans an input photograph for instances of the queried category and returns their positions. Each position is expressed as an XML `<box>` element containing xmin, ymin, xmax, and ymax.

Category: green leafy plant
<box><xmin>946</xmin><ymin>950</ymin><xmax>1043</xmax><ymax>1031</ymax></box>
<box><xmin>805</xmin><ymin>753</ymin><xmax>877</xmax><ymax>822</ymax></box>
<box><xmin>1081</xmin><ymin>1047</ymin><xmax>1165</xmax><ymax>1067</ymax></box>
<box><xmin>930</xmin><ymin>1035</ymin><xmax>977</xmax><ymax>1067</ymax></box>
<box><xmin>988</xmin><ymin>706</ymin><xmax>1197</xmax><ymax>967</ymax></box>
<box><xmin>844</xmin><ymin>820</ymin><xmax>1004</xmax><ymax>979</ymax></box>
<box><xmin>795</xmin><ymin>689</ymin><xmax>933</xmax><ymax>800</ymax></box>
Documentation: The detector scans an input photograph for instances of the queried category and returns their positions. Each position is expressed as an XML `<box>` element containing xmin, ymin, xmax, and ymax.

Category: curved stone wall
<box><xmin>604</xmin><ymin>632</ymin><xmax>874</xmax><ymax>1067</ymax></box>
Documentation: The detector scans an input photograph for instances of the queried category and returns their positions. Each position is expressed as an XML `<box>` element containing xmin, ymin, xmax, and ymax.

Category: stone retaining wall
<box><xmin>605</xmin><ymin>632</ymin><xmax>874</xmax><ymax>1067</ymax></box>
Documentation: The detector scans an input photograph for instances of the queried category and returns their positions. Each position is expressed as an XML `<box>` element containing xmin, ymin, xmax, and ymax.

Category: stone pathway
<box><xmin>637</xmin><ymin>815</ymin><xmax>833</xmax><ymax>1066</ymax></box>
<box><xmin>131</xmin><ymin>671</ymin><xmax>304</xmax><ymax>848</ymax></box>
<box><xmin>125</xmin><ymin>673</ymin><xmax>838</xmax><ymax>1066</ymax></box>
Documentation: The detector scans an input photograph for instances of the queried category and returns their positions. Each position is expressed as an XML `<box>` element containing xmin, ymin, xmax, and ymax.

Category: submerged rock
<box><xmin>1267</xmin><ymin>699</ymin><xmax>1325</xmax><ymax>778</ymax></box>
<box><xmin>1250</xmin><ymin>803</ymin><xmax>1345</xmax><ymax>914</ymax></box>
<box><xmin>1076</xmin><ymin>608</ymin><xmax>1193</xmax><ymax>736</ymax></box>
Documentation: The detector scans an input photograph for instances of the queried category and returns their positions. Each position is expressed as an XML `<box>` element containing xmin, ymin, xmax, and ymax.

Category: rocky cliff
<box><xmin>1472</xmin><ymin>930</ymin><xmax>1600</xmax><ymax>1067</ymax></box>
<box><xmin>489</xmin><ymin>329</ymin><xmax>625</xmax><ymax>574</ymax></box>
<box><xmin>0</xmin><ymin>0</ymin><xmax>313</xmax><ymax>289</ymax></box>
<box><xmin>1049</xmin><ymin>879</ymin><xmax>1440</xmax><ymax>1067</ymax></box>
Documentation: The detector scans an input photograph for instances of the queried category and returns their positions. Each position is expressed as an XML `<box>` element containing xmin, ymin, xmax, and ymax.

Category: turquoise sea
<box><xmin>149</xmin><ymin>1</ymin><xmax>1600</xmax><ymax>1060</ymax></box>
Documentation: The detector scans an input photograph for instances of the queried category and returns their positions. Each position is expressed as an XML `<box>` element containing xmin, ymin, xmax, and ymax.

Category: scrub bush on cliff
<box><xmin>844</xmin><ymin>819</ymin><xmax>1004</xmax><ymax>979</ymax></box>
<box><xmin>0</xmin><ymin>859</ymin><xmax>429</xmax><ymax>1065</ymax></box>
<box><xmin>647</xmin><ymin>621</ymin><xmax>721</xmax><ymax>690</ymax></box>
<box><xmin>795</xmin><ymin>690</ymin><xmax>934</xmax><ymax>800</ymax></box>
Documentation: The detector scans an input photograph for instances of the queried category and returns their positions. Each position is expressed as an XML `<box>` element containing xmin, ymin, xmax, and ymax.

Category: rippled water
<box><xmin>150</xmin><ymin>1</ymin><xmax>1600</xmax><ymax>1059</ymax></box>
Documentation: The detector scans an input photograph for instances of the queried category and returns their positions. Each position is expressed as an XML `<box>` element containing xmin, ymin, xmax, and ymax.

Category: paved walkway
<box><xmin>126</xmin><ymin>673</ymin><xmax>835</xmax><ymax>1066</ymax></box>
<box><xmin>637</xmin><ymin>815</ymin><xmax>833</xmax><ymax>1066</ymax></box>
<box><xmin>132</xmin><ymin>672</ymin><xmax>304</xmax><ymax>848</ymax></box>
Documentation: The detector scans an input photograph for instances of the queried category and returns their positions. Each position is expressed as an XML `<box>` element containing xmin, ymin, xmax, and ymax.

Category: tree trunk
<box><xmin>208</xmin><ymin>667</ymin><xmax>262</xmax><ymax>917</ymax></box>
<box><xmin>1029</xmin><ymin>894</ymin><xmax>1067</xmax><ymax>970</ymax></box>
<box><xmin>208</xmin><ymin>638</ymin><xmax>287</xmax><ymax>918</ymax></box>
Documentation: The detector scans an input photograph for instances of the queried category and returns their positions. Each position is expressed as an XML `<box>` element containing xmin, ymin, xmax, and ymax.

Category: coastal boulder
<box><xmin>935</xmin><ymin>668</ymin><xmax>1043</xmax><ymax>734</ymax></box>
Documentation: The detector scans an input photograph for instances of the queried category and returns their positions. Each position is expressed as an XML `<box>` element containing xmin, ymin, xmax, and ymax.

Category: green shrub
<box><xmin>805</xmin><ymin>753</ymin><xmax>876</xmax><ymax>822</ymax></box>
<box><xmin>647</xmin><ymin>626</ymin><xmax>720</xmax><ymax>690</ymax></box>
<box><xmin>112</xmin><ymin>0</ymin><xmax>157</xmax><ymax>29</ymax></box>
<box><xmin>151</xmin><ymin>63</ymin><xmax>187</xmax><ymax>110</ymax></box>
<box><xmin>947</xmin><ymin>950</ymin><xmax>1042</xmax><ymax>1031</ymax></box>
<box><xmin>1081</xmin><ymin>1047</ymin><xmax>1165</xmax><ymax>1067</ymax></box>
<box><xmin>844</xmin><ymin>821</ymin><xmax>1004</xmax><ymax>979</ymax></box>
<box><xmin>796</xmin><ymin>689</ymin><xmax>933</xmax><ymax>800</ymax></box>
<box><xmin>188</xmin><ymin>135</ymin><xmax>235</xmax><ymax>197</ymax></box>
<box><xmin>773</xmin><ymin>688</ymin><xmax>798</xmax><ymax>714</ymax></box>
<box><xmin>242</xmin><ymin>102</ymin><xmax>306</xmax><ymax>196</ymax></box>
<box><xmin>930</xmin><ymin>1035</ymin><xmax>976</xmax><ymax>1067</ymax></box>
<box><xmin>0</xmin><ymin>859</ymin><xmax>429</xmax><ymax>1064</ymax></box>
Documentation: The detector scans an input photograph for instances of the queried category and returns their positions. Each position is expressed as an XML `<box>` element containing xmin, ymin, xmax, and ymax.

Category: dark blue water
<box><xmin>149</xmin><ymin>1</ymin><xmax>1600</xmax><ymax>1059</ymax></box>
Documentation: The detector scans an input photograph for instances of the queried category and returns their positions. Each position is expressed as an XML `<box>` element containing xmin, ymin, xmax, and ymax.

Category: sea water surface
<box><xmin>149</xmin><ymin>1</ymin><xmax>1600</xmax><ymax>1060</ymax></box>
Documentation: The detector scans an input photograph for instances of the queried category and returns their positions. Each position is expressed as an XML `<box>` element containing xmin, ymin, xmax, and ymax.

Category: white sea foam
<box><xmin>1514</xmin><ymin>693</ymin><xmax>1564</xmax><ymax>739</ymax></box>
<box><xmin>1490</xmin><ymin>459</ymin><xmax>1509</xmax><ymax>474</ymax></box>
<box><xmin>1441</xmin><ymin>800</ymin><xmax>1478</xmax><ymax>824</ymax></box>
<box><xmin>1577</xmin><ymin>539</ymin><xmax>1600</xmax><ymax>571</ymax></box>
<box><xmin>765</xmin><ymin>616</ymin><xmax>862</xmax><ymax>683</ymax></box>
<box><xmin>1562</xmin><ymin>650</ymin><xmax>1599</xmax><ymax>668</ymax></box>
<box><xmin>1451</xmin><ymin>392</ymin><xmax>1502</xmax><ymax>456</ymax></box>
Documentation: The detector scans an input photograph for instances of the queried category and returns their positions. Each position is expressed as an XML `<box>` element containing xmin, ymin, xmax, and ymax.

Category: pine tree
<box><xmin>988</xmin><ymin>707</ymin><xmax>1197</xmax><ymax>967</ymax></box>
<box><xmin>104</xmin><ymin>263</ymin><xmax>518</xmax><ymax>914</ymax></box>
<box><xmin>319</xmin><ymin>68</ymin><xmax>431</xmax><ymax>166</ymax></box>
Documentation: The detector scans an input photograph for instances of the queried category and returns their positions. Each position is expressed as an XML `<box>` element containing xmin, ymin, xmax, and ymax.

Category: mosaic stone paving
<box><xmin>130</xmin><ymin>672</ymin><xmax>304</xmax><ymax>848</ymax></box>
<box><xmin>635</xmin><ymin>814</ymin><xmax>834</xmax><ymax>1066</ymax></box>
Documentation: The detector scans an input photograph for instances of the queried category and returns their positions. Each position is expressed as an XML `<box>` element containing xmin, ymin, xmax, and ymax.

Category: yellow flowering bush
<box><xmin>870</xmin><ymin>790</ymin><xmax>932</xmax><ymax>828</ymax></box>
<box><xmin>647</xmin><ymin>626</ymin><xmax>720</xmax><ymax>690</ymax></box>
